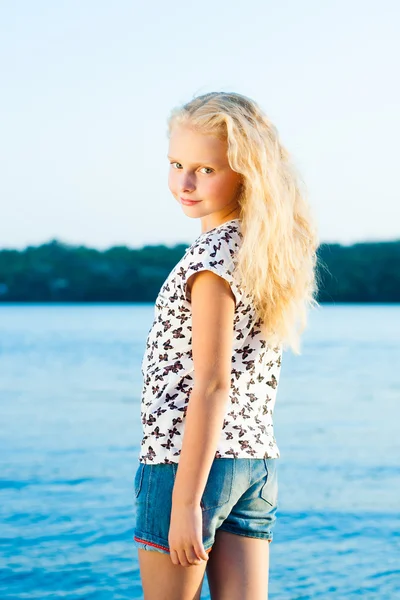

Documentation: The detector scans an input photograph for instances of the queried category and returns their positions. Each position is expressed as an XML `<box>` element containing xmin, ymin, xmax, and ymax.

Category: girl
<box><xmin>133</xmin><ymin>91</ymin><xmax>319</xmax><ymax>600</ymax></box>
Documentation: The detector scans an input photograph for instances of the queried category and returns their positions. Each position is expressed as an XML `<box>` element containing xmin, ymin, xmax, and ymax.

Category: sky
<box><xmin>1</xmin><ymin>0</ymin><xmax>399</xmax><ymax>250</ymax></box>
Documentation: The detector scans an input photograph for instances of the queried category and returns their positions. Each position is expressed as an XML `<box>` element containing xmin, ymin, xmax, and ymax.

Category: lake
<box><xmin>0</xmin><ymin>304</ymin><xmax>399</xmax><ymax>599</ymax></box>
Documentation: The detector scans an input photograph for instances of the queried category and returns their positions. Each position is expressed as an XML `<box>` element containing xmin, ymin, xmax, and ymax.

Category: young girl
<box><xmin>133</xmin><ymin>91</ymin><xmax>318</xmax><ymax>600</ymax></box>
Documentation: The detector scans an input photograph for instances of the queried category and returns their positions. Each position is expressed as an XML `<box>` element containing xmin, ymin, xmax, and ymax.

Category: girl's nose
<box><xmin>180</xmin><ymin>173</ymin><xmax>196</xmax><ymax>193</ymax></box>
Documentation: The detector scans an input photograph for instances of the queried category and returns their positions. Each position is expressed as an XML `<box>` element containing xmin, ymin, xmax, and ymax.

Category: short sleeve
<box><xmin>180</xmin><ymin>232</ymin><xmax>242</xmax><ymax>307</ymax></box>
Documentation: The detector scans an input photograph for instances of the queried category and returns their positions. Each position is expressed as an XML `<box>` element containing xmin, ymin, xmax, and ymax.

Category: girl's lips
<box><xmin>180</xmin><ymin>198</ymin><xmax>201</xmax><ymax>206</ymax></box>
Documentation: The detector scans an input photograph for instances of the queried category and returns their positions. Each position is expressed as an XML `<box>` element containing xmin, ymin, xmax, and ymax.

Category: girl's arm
<box><xmin>168</xmin><ymin>269</ymin><xmax>236</xmax><ymax>566</ymax></box>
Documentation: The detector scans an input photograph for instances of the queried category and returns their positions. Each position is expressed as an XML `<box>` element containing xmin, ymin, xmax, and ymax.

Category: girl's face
<box><xmin>168</xmin><ymin>125</ymin><xmax>242</xmax><ymax>225</ymax></box>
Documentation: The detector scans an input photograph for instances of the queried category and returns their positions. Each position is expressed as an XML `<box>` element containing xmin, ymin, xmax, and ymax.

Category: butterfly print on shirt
<box><xmin>138</xmin><ymin>220</ymin><xmax>282</xmax><ymax>464</ymax></box>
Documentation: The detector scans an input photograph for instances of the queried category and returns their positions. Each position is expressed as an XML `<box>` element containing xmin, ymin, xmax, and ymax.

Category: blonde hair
<box><xmin>167</xmin><ymin>91</ymin><xmax>320</xmax><ymax>354</ymax></box>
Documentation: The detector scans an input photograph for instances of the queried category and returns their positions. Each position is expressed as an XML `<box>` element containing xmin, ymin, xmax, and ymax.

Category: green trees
<box><xmin>316</xmin><ymin>241</ymin><xmax>400</xmax><ymax>302</ymax></box>
<box><xmin>0</xmin><ymin>239</ymin><xmax>399</xmax><ymax>303</ymax></box>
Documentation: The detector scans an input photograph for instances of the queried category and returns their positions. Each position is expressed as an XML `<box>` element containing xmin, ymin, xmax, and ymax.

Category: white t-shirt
<box><xmin>139</xmin><ymin>218</ymin><xmax>282</xmax><ymax>464</ymax></box>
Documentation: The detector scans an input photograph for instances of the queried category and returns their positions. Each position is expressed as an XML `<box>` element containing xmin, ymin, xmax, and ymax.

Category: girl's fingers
<box><xmin>195</xmin><ymin>544</ymin><xmax>209</xmax><ymax>562</ymax></box>
<box><xmin>185</xmin><ymin>548</ymin><xmax>198</xmax><ymax>565</ymax></box>
<box><xmin>191</xmin><ymin>542</ymin><xmax>209</xmax><ymax>565</ymax></box>
<box><xmin>170</xmin><ymin>544</ymin><xmax>208</xmax><ymax>567</ymax></box>
<box><xmin>187</xmin><ymin>547</ymin><xmax>205</xmax><ymax>567</ymax></box>
<box><xmin>177</xmin><ymin>548</ymin><xmax>190</xmax><ymax>567</ymax></box>
<box><xmin>186</xmin><ymin>546</ymin><xmax>204</xmax><ymax>566</ymax></box>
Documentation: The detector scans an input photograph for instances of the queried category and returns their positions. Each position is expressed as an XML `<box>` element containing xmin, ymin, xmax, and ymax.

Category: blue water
<box><xmin>0</xmin><ymin>304</ymin><xmax>399</xmax><ymax>599</ymax></box>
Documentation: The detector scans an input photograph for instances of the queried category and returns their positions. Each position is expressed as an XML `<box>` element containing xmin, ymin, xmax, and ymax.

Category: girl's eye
<box><xmin>169</xmin><ymin>163</ymin><xmax>213</xmax><ymax>174</ymax></box>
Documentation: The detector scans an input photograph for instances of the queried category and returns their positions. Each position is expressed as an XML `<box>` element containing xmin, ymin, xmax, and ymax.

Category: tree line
<box><xmin>0</xmin><ymin>239</ymin><xmax>399</xmax><ymax>303</ymax></box>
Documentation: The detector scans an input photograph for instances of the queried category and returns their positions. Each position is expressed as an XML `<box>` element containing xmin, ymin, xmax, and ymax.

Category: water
<box><xmin>0</xmin><ymin>304</ymin><xmax>399</xmax><ymax>599</ymax></box>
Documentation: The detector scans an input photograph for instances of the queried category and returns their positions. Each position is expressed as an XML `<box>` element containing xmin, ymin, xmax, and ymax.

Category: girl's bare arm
<box><xmin>171</xmin><ymin>269</ymin><xmax>236</xmax><ymax>507</ymax></box>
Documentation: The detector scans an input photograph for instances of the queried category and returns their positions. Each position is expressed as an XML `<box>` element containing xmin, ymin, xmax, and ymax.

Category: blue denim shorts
<box><xmin>133</xmin><ymin>457</ymin><xmax>278</xmax><ymax>554</ymax></box>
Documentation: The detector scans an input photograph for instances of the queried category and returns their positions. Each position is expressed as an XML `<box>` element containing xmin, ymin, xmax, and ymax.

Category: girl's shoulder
<box><xmin>185</xmin><ymin>219</ymin><xmax>242</xmax><ymax>262</ymax></box>
<box><xmin>178</xmin><ymin>220</ymin><xmax>243</xmax><ymax>304</ymax></box>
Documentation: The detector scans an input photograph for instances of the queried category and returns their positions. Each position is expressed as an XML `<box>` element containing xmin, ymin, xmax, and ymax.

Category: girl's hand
<box><xmin>168</xmin><ymin>501</ymin><xmax>209</xmax><ymax>567</ymax></box>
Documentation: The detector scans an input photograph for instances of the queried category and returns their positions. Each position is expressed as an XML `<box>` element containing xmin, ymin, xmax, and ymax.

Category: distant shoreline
<box><xmin>0</xmin><ymin>239</ymin><xmax>399</xmax><ymax>303</ymax></box>
<box><xmin>1</xmin><ymin>301</ymin><xmax>399</xmax><ymax>306</ymax></box>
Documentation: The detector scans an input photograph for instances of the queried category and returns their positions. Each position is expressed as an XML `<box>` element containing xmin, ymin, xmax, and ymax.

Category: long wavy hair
<box><xmin>167</xmin><ymin>91</ymin><xmax>320</xmax><ymax>354</ymax></box>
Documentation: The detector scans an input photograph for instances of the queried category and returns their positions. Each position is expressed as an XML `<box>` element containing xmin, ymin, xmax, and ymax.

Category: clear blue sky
<box><xmin>1</xmin><ymin>0</ymin><xmax>399</xmax><ymax>249</ymax></box>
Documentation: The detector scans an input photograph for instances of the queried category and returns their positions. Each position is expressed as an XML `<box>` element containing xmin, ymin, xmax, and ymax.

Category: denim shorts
<box><xmin>133</xmin><ymin>457</ymin><xmax>278</xmax><ymax>554</ymax></box>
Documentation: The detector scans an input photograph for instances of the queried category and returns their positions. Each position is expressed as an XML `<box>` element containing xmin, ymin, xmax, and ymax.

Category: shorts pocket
<box><xmin>134</xmin><ymin>462</ymin><xmax>145</xmax><ymax>498</ymax></box>
<box><xmin>260</xmin><ymin>458</ymin><xmax>278</xmax><ymax>507</ymax></box>
<box><xmin>200</xmin><ymin>458</ymin><xmax>235</xmax><ymax>511</ymax></box>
